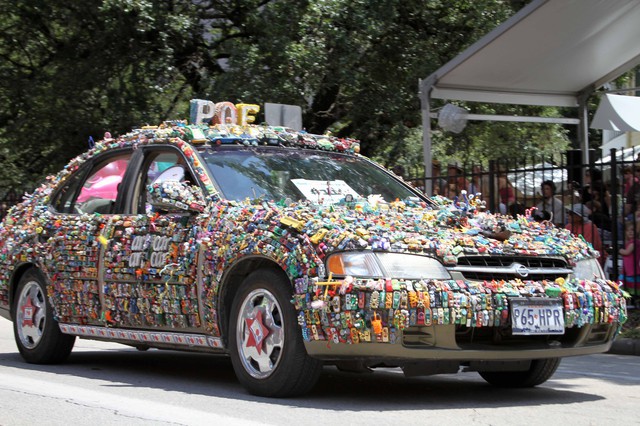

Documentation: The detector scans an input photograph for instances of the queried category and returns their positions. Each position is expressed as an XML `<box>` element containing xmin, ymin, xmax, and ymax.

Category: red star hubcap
<box><xmin>236</xmin><ymin>288</ymin><xmax>285</xmax><ymax>379</ymax></box>
<box><xmin>245</xmin><ymin>310</ymin><xmax>270</xmax><ymax>355</ymax></box>
<box><xmin>21</xmin><ymin>296</ymin><xmax>37</xmax><ymax>328</ymax></box>
<box><xmin>17</xmin><ymin>280</ymin><xmax>46</xmax><ymax>349</ymax></box>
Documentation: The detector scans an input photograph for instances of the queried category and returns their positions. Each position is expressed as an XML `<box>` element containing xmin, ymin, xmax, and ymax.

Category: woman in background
<box><xmin>619</xmin><ymin>222</ymin><xmax>640</xmax><ymax>301</ymax></box>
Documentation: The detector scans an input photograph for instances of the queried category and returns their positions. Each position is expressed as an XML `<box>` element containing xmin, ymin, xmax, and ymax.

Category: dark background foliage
<box><xmin>0</xmin><ymin>0</ymin><xmax>578</xmax><ymax>193</ymax></box>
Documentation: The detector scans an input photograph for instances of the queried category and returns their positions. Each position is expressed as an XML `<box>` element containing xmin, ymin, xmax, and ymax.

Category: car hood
<box><xmin>215</xmin><ymin>195</ymin><xmax>596</xmax><ymax>266</ymax></box>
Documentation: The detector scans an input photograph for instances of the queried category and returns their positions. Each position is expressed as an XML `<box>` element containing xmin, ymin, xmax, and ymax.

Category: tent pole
<box><xmin>419</xmin><ymin>76</ymin><xmax>436</xmax><ymax>195</ymax></box>
<box><xmin>578</xmin><ymin>89</ymin><xmax>592</xmax><ymax>165</ymax></box>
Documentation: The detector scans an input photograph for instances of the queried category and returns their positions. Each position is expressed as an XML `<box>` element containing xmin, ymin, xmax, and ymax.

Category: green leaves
<box><xmin>0</xmin><ymin>0</ymin><xmax>553</xmax><ymax>193</ymax></box>
<box><xmin>0</xmin><ymin>1</ymin><xmax>204</xmax><ymax>189</ymax></box>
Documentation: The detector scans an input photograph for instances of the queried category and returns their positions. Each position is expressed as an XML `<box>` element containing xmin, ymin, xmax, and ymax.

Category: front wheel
<box><xmin>229</xmin><ymin>269</ymin><xmax>322</xmax><ymax>397</ymax></box>
<box><xmin>479</xmin><ymin>358</ymin><xmax>561</xmax><ymax>388</ymax></box>
<box><xmin>13</xmin><ymin>269</ymin><xmax>75</xmax><ymax>364</ymax></box>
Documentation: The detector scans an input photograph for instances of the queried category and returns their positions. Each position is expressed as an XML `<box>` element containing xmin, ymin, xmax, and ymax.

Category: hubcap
<box><xmin>16</xmin><ymin>280</ymin><xmax>47</xmax><ymax>349</ymax></box>
<box><xmin>236</xmin><ymin>288</ymin><xmax>284</xmax><ymax>379</ymax></box>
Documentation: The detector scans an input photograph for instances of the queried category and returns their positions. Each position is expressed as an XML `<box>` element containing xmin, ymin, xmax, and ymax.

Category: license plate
<box><xmin>510</xmin><ymin>298</ymin><xmax>565</xmax><ymax>335</ymax></box>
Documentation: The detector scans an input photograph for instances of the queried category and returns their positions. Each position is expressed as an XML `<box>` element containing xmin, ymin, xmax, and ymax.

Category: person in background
<box><xmin>623</xmin><ymin>166</ymin><xmax>636</xmax><ymax>195</ymax></box>
<box><xmin>623</xmin><ymin>166</ymin><xmax>640</xmax><ymax>216</ymax></box>
<box><xmin>581</xmin><ymin>168</ymin><xmax>603</xmax><ymax>204</ymax></box>
<box><xmin>589</xmin><ymin>180</ymin><xmax>612</xmax><ymax>218</ymax></box>
<box><xmin>430</xmin><ymin>161</ymin><xmax>447</xmax><ymax>197</ymax></box>
<box><xmin>439</xmin><ymin>183</ymin><xmax>450</xmax><ymax>199</ymax></box>
<box><xmin>585</xmin><ymin>199</ymin><xmax>612</xmax><ymax>243</ymax></box>
<box><xmin>568</xmin><ymin>180</ymin><xmax>582</xmax><ymax>201</ymax></box>
<box><xmin>565</xmin><ymin>203</ymin><xmax>605</xmax><ymax>266</ymax></box>
<box><xmin>618</xmin><ymin>221</ymin><xmax>640</xmax><ymax>301</ymax></box>
<box><xmin>535</xmin><ymin>180</ymin><xmax>565</xmax><ymax>227</ymax></box>
<box><xmin>497</xmin><ymin>174</ymin><xmax>514</xmax><ymax>215</ymax></box>
<box><xmin>447</xmin><ymin>164</ymin><xmax>468</xmax><ymax>195</ymax></box>
<box><xmin>447</xmin><ymin>183</ymin><xmax>457</xmax><ymax>199</ymax></box>
<box><xmin>508</xmin><ymin>202</ymin><xmax>526</xmax><ymax>217</ymax></box>
<box><xmin>391</xmin><ymin>165</ymin><xmax>405</xmax><ymax>179</ymax></box>
<box><xmin>467</xmin><ymin>165</ymin><xmax>483</xmax><ymax>195</ymax></box>
<box><xmin>532</xmin><ymin>209</ymin><xmax>552</xmax><ymax>223</ymax></box>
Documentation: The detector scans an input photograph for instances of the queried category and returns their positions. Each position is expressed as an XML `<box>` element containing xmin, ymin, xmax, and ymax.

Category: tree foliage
<box><xmin>209</xmin><ymin>0</ymin><xmax>522</xmax><ymax>169</ymax></box>
<box><xmin>0</xmin><ymin>0</ymin><xmax>207</xmax><ymax>191</ymax></box>
<box><xmin>0</xmin><ymin>0</ymin><xmax>571</xmax><ymax>193</ymax></box>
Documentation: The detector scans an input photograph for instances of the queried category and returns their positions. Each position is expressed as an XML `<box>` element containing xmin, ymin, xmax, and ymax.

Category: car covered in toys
<box><xmin>0</xmin><ymin>101</ymin><xmax>628</xmax><ymax>397</ymax></box>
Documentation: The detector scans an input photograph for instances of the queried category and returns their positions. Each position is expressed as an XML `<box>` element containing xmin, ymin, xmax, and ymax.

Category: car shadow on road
<box><xmin>0</xmin><ymin>345</ymin><xmax>616</xmax><ymax>410</ymax></box>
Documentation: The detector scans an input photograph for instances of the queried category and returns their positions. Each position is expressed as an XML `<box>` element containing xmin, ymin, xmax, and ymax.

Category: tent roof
<box><xmin>591</xmin><ymin>94</ymin><xmax>640</xmax><ymax>131</ymax></box>
<box><xmin>423</xmin><ymin>0</ymin><xmax>640</xmax><ymax>107</ymax></box>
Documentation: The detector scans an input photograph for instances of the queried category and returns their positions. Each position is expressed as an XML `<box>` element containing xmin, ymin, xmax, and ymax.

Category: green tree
<box><xmin>0</xmin><ymin>0</ymin><xmax>208</xmax><ymax>191</ymax></box>
<box><xmin>1</xmin><ymin>0</ymin><xmax>543</xmax><ymax>193</ymax></box>
<box><xmin>207</xmin><ymin>0</ymin><xmax>518</xmax><ymax>164</ymax></box>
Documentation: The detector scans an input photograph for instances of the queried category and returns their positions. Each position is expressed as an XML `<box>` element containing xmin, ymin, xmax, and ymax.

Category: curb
<box><xmin>608</xmin><ymin>338</ymin><xmax>640</xmax><ymax>356</ymax></box>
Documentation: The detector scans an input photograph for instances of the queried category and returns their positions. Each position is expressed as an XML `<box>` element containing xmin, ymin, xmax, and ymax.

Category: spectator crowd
<box><xmin>421</xmin><ymin>161</ymin><xmax>640</xmax><ymax>301</ymax></box>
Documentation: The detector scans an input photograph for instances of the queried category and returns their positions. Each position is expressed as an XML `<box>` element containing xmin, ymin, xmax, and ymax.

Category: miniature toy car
<box><xmin>315</xmin><ymin>136</ymin><xmax>335</xmax><ymax>151</ymax></box>
<box><xmin>0</xmin><ymin>113</ymin><xmax>627</xmax><ymax>398</ymax></box>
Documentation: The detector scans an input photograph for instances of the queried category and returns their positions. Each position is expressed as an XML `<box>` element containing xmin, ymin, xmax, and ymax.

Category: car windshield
<box><xmin>199</xmin><ymin>146</ymin><xmax>421</xmax><ymax>204</ymax></box>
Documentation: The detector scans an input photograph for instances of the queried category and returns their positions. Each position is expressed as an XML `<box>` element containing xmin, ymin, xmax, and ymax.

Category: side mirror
<box><xmin>147</xmin><ymin>181</ymin><xmax>207</xmax><ymax>213</ymax></box>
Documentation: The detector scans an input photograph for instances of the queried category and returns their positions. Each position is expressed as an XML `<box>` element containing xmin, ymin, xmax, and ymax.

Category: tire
<box><xmin>228</xmin><ymin>269</ymin><xmax>322</xmax><ymax>397</ymax></box>
<box><xmin>479</xmin><ymin>358</ymin><xmax>561</xmax><ymax>388</ymax></box>
<box><xmin>12</xmin><ymin>269</ymin><xmax>75</xmax><ymax>364</ymax></box>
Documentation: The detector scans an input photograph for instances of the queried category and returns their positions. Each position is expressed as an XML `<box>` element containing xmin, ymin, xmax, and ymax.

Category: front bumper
<box><xmin>305</xmin><ymin>322</ymin><xmax>617</xmax><ymax>361</ymax></box>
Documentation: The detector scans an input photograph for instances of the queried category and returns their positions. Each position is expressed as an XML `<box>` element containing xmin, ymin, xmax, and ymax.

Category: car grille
<box><xmin>453</xmin><ymin>324</ymin><xmax>583</xmax><ymax>349</ymax></box>
<box><xmin>449</xmin><ymin>255</ymin><xmax>572</xmax><ymax>282</ymax></box>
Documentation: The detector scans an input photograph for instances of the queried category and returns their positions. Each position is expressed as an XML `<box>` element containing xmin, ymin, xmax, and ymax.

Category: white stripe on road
<box><xmin>0</xmin><ymin>372</ymin><xmax>263</xmax><ymax>425</ymax></box>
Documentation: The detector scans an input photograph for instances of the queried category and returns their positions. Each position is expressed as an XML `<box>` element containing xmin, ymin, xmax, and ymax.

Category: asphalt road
<box><xmin>0</xmin><ymin>317</ymin><xmax>638</xmax><ymax>425</ymax></box>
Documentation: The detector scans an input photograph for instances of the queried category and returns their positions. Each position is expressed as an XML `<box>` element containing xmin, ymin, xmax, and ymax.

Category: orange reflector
<box><xmin>327</xmin><ymin>256</ymin><xmax>345</xmax><ymax>275</ymax></box>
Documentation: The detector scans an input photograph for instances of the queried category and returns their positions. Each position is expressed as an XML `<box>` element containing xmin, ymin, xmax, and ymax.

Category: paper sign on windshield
<box><xmin>291</xmin><ymin>179</ymin><xmax>360</xmax><ymax>204</ymax></box>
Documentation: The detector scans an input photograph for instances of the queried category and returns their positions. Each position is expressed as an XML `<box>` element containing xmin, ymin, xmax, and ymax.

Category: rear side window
<box><xmin>51</xmin><ymin>168</ymin><xmax>86</xmax><ymax>213</ymax></box>
<box><xmin>51</xmin><ymin>153</ymin><xmax>131</xmax><ymax>214</ymax></box>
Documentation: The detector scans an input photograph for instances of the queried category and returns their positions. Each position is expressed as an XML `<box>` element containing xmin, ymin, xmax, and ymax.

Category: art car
<box><xmin>0</xmin><ymin>101</ymin><xmax>628</xmax><ymax>397</ymax></box>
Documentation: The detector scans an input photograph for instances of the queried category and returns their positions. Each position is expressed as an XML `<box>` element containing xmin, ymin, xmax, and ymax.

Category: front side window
<box><xmin>133</xmin><ymin>150</ymin><xmax>197</xmax><ymax>214</ymax></box>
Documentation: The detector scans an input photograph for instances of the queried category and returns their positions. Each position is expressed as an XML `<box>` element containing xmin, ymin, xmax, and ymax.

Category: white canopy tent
<box><xmin>507</xmin><ymin>162</ymin><xmax>568</xmax><ymax>198</ymax></box>
<box><xmin>591</xmin><ymin>94</ymin><xmax>640</xmax><ymax>132</ymax></box>
<box><xmin>419</xmin><ymin>0</ymin><xmax>640</xmax><ymax>193</ymax></box>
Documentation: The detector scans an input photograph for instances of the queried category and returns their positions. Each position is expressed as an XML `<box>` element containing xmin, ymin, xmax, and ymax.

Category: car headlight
<box><xmin>573</xmin><ymin>258</ymin><xmax>604</xmax><ymax>280</ymax></box>
<box><xmin>326</xmin><ymin>252</ymin><xmax>451</xmax><ymax>279</ymax></box>
<box><xmin>327</xmin><ymin>252</ymin><xmax>384</xmax><ymax>277</ymax></box>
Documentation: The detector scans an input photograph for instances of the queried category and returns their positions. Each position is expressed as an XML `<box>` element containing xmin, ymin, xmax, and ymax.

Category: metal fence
<box><xmin>406</xmin><ymin>147</ymin><xmax>640</xmax><ymax>290</ymax></box>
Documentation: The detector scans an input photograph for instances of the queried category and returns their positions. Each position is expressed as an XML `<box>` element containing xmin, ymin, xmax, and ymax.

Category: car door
<box><xmin>44</xmin><ymin>150</ymin><xmax>133</xmax><ymax>325</ymax></box>
<box><xmin>99</xmin><ymin>146</ymin><xmax>204</xmax><ymax>332</ymax></box>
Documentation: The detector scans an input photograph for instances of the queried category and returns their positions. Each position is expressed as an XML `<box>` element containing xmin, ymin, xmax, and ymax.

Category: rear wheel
<box><xmin>479</xmin><ymin>358</ymin><xmax>561</xmax><ymax>387</ymax></box>
<box><xmin>229</xmin><ymin>269</ymin><xmax>322</xmax><ymax>397</ymax></box>
<box><xmin>13</xmin><ymin>269</ymin><xmax>75</xmax><ymax>363</ymax></box>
